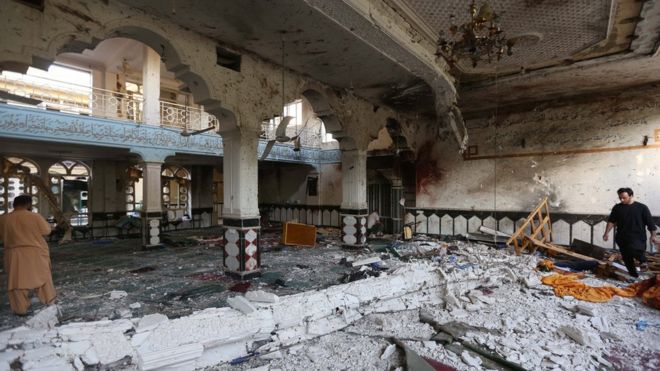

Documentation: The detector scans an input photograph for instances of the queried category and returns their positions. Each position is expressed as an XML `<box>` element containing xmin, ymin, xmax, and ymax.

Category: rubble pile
<box><xmin>1</xmin><ymin>240</ymin><xmax>658</xmax><ymax>370</ymax></box>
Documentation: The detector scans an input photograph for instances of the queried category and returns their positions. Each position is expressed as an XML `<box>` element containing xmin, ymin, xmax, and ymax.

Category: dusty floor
<box><xmin>0</xmin><ymin>226</ymin><xmax>390</xmax><ymax>331</ymax></box>
<box><xmin>1</xmin><ymin>227</ymin><xmax>659</xmax><ymax>370</ymax></box>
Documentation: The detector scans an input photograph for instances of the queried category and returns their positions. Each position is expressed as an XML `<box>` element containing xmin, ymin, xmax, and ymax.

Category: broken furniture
<box><xmin>507</xmin><ymin>198</ymin><xmax>627</xmax><ymax>277</ymax></box>
<box><xmin>281</xmin><ymin>222</ymin><xmax>316</xmax><ymax>247</ymax></box>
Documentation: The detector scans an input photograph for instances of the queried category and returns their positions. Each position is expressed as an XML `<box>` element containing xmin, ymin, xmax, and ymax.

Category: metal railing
<box><xmin>160</xmin><ymin>101</ymin><xmax>217</xmax><ymax>131</ymax></box>
<box><xmin>0</xmin><ymin>73</ymin><xmax>217</xmax><ymax>130</ymax></box>
<box><xmin>260</xmin><ymin>116</ymin><xmax>332</xmax><ymax>148</ymax></box>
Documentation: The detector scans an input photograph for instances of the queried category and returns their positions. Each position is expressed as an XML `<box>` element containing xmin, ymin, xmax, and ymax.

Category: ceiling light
<box><xmin>435</xmin><ymin>0</ymin><xmax>514</xmax><ymax>68</ymax></box>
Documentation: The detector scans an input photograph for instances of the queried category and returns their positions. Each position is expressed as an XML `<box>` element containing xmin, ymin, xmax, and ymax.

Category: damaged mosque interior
<box><xmin>0</xmin><ymin>0</ymin><xmax>659</xmax><ymax>370</ymax></box>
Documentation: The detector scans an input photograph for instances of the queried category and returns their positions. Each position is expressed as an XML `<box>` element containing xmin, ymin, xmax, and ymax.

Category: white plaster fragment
<box><xmin>137</xmin><ymin>314</ymin><xmax>169</xmax><ymax>333</ymax></box>
<box><xmin>245</xmin><ymin>290</ymin><xmax>280</xmax><ymax>303</ymax></box>
<box><xmin>138</xmin><ymin>343</ymin><xmax>204</xmax><ymax>371</ymax></box>
<box><xmin>380</xmin><ymin>343</ymin><xmax>397</xmax><ymax>360</ymax></box>
<box><xmin>109</xmin><ymin>290</ymin><xmax>128</xmax><ymax>300</ymax></box>
<box><xmin>227</xmin><ymin>296</ymin><xmax>257</xmax><ymax>314</ymax></box>
<box><xmin>90</xmin><ymin>332</ymin><xmax>134</xmax><ymax>364</ymax></box>
<box><xmin>25</xmin><ymin>305</ymin><xmax>59</xmax><ymax>330</ymax></box>
<box><xmin>558</xmin><ymin>325</ymin><xmax>589</xmax><ymax>346</ymax></box>
<box><xmin>259</xmin><ymin>350</ymin><xmax>283</xmax><ymax>360</ymax></box>
<box><xmin>461</xmin><ymin>350</ymin><xmax>482</xmax><ymax>367</ymax></box>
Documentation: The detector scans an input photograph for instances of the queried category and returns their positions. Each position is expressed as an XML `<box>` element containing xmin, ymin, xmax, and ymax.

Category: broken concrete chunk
<box><xmin>380</xmin><ymin>344</ymin><xmax>396</xmax><ymax>360</ymax></box>
<box><xmin>523</xmin><ymin>274</ymin><xmax>541</xmax><ymax>288</ymax></box>
<box><xmin>444</xmin><ymin>293</ymin><xmax>461</xmax><ymax>310</ymax></box>
<box><xmin>227</xmin><ymin>296</ymin><xmax>257</xmax><ymax>314</ymax></box>
<box><xmin>129</xmin><ymin>302</ymin><xmax>142</xmax><ymax>309</ymax></box>
<box><xmin>246</xmin><ymin>290</ymin><xmax>279</xmax><ymax>303</ymax></box>
<box><xmin>137</xmin><ymin>313</ymin><xmax>168</xmax><ymax>333</ymax></box>
<box><xmin>90</xmin><ymin>332</ymin><xmax>134</xmax><ymax>364</ymax></box>
<box><xmin>574</xmin><ymin>304</ymin><xmax>596</xmax><ymax>317</ymax></box>
<box><xmin>109</xmin><ymin>290</ymin><xmax>128</xmax><ymax>300</ymax></box>
<box><xmin>590</xmin><ymin>317</ymin><xmax>609</xmax><ymax>332</ymax></box>
<box><xmin>260</xmin><ymin>350</ymin><xmax>283</xmax><ymax>360</ymax></box>
<box><xmin>138</xmin><ymin>343</ymin><xmax>204</xmax><ymax>371</ymax></box>
<box><xmin>25</xmin><ymin>305</ymin><xmax>59</xmax><ymax>330</ymax></box>
<box><xmin>351</xmin><ymin>256</ymin><xmax>381</xmax><ymax>267</ymax></box>
<box><xmin>73</xmin><ymin>357</ymin><xmax>84</xmax><ymax>371</ymax></box>
<box><xmin>461</xmin><ymin>350</ymin><xmax>482</xmax><ymax>367</ymax></box>
<box><xmin>558</xmin><ymin>325</ymin><xmax>589</xmax><ymax>346</ymax></box>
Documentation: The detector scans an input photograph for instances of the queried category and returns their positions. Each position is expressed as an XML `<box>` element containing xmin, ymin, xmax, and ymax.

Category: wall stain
<box><xmin>416</xmin><ymin>141</ymin><xmax>443</xmax><ymax>196</ymax></box>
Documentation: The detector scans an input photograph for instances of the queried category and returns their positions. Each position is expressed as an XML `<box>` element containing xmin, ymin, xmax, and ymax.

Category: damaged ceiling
<box><xmin>114</xmin><ymin>0</ymin><xmax>660</xmax><ymax>118</ymax></box>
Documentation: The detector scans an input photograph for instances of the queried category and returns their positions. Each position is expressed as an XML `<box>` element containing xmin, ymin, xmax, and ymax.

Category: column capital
<box><xmin>131</xmin><ymin>148</ymin><xmax>174</xmax><ymax>163</ymax></box>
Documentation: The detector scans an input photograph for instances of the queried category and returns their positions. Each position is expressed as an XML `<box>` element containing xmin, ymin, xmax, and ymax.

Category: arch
<box><xmin>1</xmin><ymin>156</ymin><xmax>40</xmax><ymax>214</ymax></box>
<box><xmin>1</xmin><ymin>20</ymin><xmax>238</xmax><ymax>130</ymax></box>
<box><xmin>161</xmin><ymin>164</ymin><xmax>191</xmax><ymax>221</ymax></box>
<box><xmin>48</xmin><ymin>160</ymin><xmax>91</xmax><ymax>226</ymax></box>
<box><xmin>301</xmin><ymin>88</ymin><xmax>344</xmax><ymax>135</ymax></box>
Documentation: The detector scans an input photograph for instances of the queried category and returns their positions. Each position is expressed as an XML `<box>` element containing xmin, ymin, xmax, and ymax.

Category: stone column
<box><xmin>340</xmin><ymin>149</ymin><xmax>368</xmax><ymax>248</ymax></box>
<box><xmin>142</xmin><ymin>45</ymin><xmax>161</xmax><ymax>125</ymax></box>
<box><xmin>141</xmin><ymin>161</ymin><xmax>163</xmax><ymax>248</ymax></box>
<box><xmin>390</xmin><ymin>178</ymin><xmax>404</xmax><ymax>235</ymax></box>
<box><xmin>222</xmin><ymin>129</ymin><xmax>261</xmax><ymax>278</ymax></box>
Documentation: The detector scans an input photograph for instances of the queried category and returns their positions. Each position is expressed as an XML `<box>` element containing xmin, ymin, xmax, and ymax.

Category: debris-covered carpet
<box><xmin>0</xmin><ymin>228</ymin><xmax>658</xmax><ymax>370</ymax></box>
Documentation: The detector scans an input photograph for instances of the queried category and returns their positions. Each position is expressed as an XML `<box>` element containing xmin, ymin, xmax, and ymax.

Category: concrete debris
<box><xmin>129</xmin><ymin>302</ymin><xmax>142</xmax><ymax>309</ymax></box>
<box><xmin>558</xmin><ymin>325</ymin><xmax>591</xmax><ymax>346</ymax></box>
<box><xmin>351</xmin><ymin>256</ymin><xmax>382</xmax><ymax>267</ymax></box>
<box><xmin>246</xmin><ymin>290</ymin><xmax>280</xmax><ymax>303</ymax></box>
<box><xmin>1</xmin><ymin>240</ymin><xmax>657</xmax><ymax>370</ymax></box>
<box><xmin>109</xmin><ymin>290</ymin><xmax>128</xmax><ymax>300</ymax></box>
<box><xmin>380</xmin><ymin>343</ymin><xmax>396</xmax><ymax>359</ymax></box>
<box><xmin>227</xmin><ymin>296</ymin><xmax>258</xmax><ymax>314</ymax></box>
<box><xmin>25</xmin><ymin>305</ymin><xmax>59</xmax><ymax>330</ymax></box>
<box><xmin>461</xmin><ymin>350</ymin><xmax>482</xmax><ymax>367</ymax></box>
<box><xmin>136</xmin><ymin>314</ymin><xmax>169</xmax><ymax>333</ymax></box>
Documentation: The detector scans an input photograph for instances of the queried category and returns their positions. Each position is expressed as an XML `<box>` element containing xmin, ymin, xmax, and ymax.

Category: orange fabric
<box><xmin>537</xmin><ymin>259</ymin><xmax>555</xmax><ymax>271</ymax></box>
<box><xmin>542</xmin><ymin>273</ymin><xmax>660</xmax><ymax>308</ymax></box>
<box><xmin>8</xmin><ymin>281</ymin><xmax>57</xmax><ymax>315</ymax></box>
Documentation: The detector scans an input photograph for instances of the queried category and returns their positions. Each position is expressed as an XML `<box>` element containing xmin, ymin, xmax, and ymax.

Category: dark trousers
<box><xmin>619</xmin><ymin>243</ymin><xmax>647</xmax><ymax>277</ymax></box>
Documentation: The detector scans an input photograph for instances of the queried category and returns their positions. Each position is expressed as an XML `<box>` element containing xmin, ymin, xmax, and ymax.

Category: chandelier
<box><xmin>435</xmin><ymin>0</ymin><xmax>513</xmax><ymax>68</ymax></box>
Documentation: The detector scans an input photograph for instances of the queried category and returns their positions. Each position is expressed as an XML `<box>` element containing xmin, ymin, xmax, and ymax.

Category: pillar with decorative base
<box><xmin>221</xmin><ymin>129</ymin><xmax>262</xmax><ymax>278</ymax></box>
<box><xmin>340</xmin><ymin>148</ymin><xmax>368</xmax><ymax>248</ymax></box>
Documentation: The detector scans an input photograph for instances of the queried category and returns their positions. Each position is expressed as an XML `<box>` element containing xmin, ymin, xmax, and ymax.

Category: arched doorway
<box><xmin>48</xmin><ymin>160</ymin><xmax>91</xmax><ymax>226</ymax></box>
<box><xmin>0</xmin><ymin>156</ymin><xmax>40</xmax><ymax>214</ymax></box>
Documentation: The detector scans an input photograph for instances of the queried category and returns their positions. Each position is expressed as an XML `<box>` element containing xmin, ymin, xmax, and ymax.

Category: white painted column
<box><xmin>142</xmin><ymin>45</ymin><xmax>161</xmax><ymax>125</ymax></box>
<box><xmin>222</xmin><ymin>129</ymin><xmax>259</xmax><ymax>219</ymax></box>
<box><xmin>221</xmin><ymin>129</ymin><xmax>261</xmax><ymax>278</ymax></box>
<box><xmin>141</xmin><ymin>161</ymin><xmax>163</xmax><ymax>247</ymax></box>
<box><xmin>340</xmin><ymin>149</ymin><xmax>369</xmax><ymax>247</ymax></box>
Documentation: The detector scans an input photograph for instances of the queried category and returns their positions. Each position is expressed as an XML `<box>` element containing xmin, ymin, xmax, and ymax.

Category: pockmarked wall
<box><xmin>258</xmin><ymin>163</ymin><xmax>342</xmax><ymax>207</ymax></box>
<box><xmin>416</xmin><ymin>88</ymin><xmax>660</xmax><ymax>215</ymax></box>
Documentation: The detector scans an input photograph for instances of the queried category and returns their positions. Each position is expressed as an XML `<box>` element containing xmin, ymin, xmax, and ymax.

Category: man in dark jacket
<box><xmin>603</xmin><ymin>187</ymin><xmax>657</xmax><ymax>277</ymax></box>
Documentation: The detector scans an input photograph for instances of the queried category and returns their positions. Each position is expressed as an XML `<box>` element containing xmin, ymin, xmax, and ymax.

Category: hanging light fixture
<box><xmin>435</xmin><ymin>0</ymin><xmax>514</xmax><ymax>68</ymax></box>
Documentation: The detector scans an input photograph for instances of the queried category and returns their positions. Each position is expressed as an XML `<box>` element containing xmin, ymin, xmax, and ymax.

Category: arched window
<box><xmin>161</xmin><ymin>165</ymin><xmax>191</xmax><ymax>220</ymax></box>
<box><xmin>48</xmin><ymin>160</ymin><xmax>90</xmax><ymax>226</ymax></box>
<box><xmin>0</xmin><ymin>156</ymin><xmax>40</xmax><ymax>214</ymax></box>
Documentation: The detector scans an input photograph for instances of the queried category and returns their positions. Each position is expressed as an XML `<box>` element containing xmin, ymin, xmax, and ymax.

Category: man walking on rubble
<box><xmin>603</xmin><ymin>187</ymin><xmax>657</xmax><ymax>277</ymax></box>
<box><xmin>0</xmin><ymin>195</ymin><xmax>56</xmax><ymax>315</ymax></box>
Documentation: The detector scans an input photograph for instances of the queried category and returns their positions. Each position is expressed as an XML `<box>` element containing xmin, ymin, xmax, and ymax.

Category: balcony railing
<box><xmin>0</xmin><ymin>73</ymin><xmax>217</xmax><ymax>131</ymax></box>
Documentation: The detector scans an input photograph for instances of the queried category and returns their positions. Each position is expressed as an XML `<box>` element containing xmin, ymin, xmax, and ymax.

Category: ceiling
<box><xmin>115</xmin><ymin>0</ymin><xmax>434</xmax><ymax>115</ymax></box>
<box><xmin>114</xmin><ymin>0</ymin><xmax>660</xmax><ymax>118</ymax></box>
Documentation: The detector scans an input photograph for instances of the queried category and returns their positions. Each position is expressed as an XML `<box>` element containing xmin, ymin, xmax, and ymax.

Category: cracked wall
<box><xmin>415</xmin><ymin>87</ymin><xmax>660</xmax><ymax>215</ymax></box>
